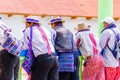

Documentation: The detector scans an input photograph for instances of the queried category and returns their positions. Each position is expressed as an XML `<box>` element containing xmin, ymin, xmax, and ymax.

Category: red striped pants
<box><xmin>82</xmin><ymin>55</ymin><xmax>105</xmax><ymax>80</ymax></box>
<box><xmin>105</xmin><ymin>67</ymin><xmax>120</xmax><ymax>80</ymax></box>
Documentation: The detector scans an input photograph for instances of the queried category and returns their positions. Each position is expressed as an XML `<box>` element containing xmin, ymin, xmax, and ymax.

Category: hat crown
<box><xmin>77</xmin><ymin>23</ymin><xmax>87</xmax><ymax>30</ymax></box>
<box><xmin>25</xmin><ymin>16</ymin><xmax>39</xmax><ymax>23</ymax></box>
<box><xmin>51</xmin><ymin>16</ymin><xmax>61</xmax><ymax>20</ymax></box>
<box><xmin>50</xmin><ymin>16</ymin><xmax>64</xmax><ymax>23</ymax></box>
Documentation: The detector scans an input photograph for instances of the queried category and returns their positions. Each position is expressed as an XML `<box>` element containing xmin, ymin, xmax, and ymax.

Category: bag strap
<box><xmin>111</xmin><ymin>29</ymin><xmax>119</xmax><ymax>42</ymax></box>
<box><xmin>101</xmin><ymin>37</ymin><xmax>110</xmax><ymax>56</ymax></box>
<box><xmin>107</xmin><ymin>28</ymin><xmax>120</xmax><ymax>58</ymax></box>
<box><xmin>104</xmin><ymin>38</ymin><xmax>110</xmax><ymax>48</ymax></box>
<box><xmin>108</xmin><ymin>29</ymin><xmax>117</xmax><ymax>52</ymax></box>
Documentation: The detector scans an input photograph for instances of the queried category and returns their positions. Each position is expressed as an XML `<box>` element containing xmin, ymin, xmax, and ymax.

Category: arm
<box><xmin>75</xmin><ymin>33</ymin><xmax>81</xmax><ymax>49</ymax></box>
<box><xmin>75</xmin><ymin>33</ymin><xmax>82</xmax><ymax>56</ymax></box>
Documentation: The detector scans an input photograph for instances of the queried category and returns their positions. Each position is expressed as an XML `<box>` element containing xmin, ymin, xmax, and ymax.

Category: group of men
<box><xmin>0</xmin><ymin>16</ymin><xmax>79</xmax><ymax>80</ymax></box>
<box><xmin>75</xmin><ymin>17</ymin><xmax>120</xmax><ymax>80</ymax></box>
<box><xmin>0</xmin><ymin>16</ymin><xmax>120</xmax><ymax>80</ymax></box>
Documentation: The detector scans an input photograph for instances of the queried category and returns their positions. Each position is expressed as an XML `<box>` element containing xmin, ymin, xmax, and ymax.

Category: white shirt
<box><xmin>75</xmin><ymin>29</ymin><xmax>101</xmax><ymax>59</ymax></box>
<box><xmin>23</xmin><ymin>25</ymin><xmax>55</xmax><ymax>57</ymax></box>
<box><xmin>99</xmin><ymin>28</ymin><xmax>120</xmax><ymax>67</ymax></box>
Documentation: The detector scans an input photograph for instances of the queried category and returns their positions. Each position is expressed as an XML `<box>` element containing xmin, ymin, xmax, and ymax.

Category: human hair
<box><xmin>26</xmin><ymin>22</ymin><xmax>40</xmax><ymax>26</ymax></box>
<box><xmin>26</xmin><ymin>22</ymin><xmax>32</xmax><ymax>24</ymax></box>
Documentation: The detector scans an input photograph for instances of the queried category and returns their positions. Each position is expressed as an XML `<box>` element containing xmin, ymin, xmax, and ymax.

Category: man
<box><xmin>23</xmin><ymin>16</ymin><xmax>58</xmax><ymax>80</ymax></box>
<box><xmin>0</xmin><ymin>18</ymin><xmax>20</xmax><ymax>80</ymax></box>
<box><xmin>49</xmin><ymin>16</ymin><xmax>79</xmax><ymax>80</ymax></box>
<box><xmin>99</xmin><ymin>17</ymin><xmax>120</xmax><ymax>80</ymax></box>
<box><xmin>75</xmin><ymin>22</ymin><xmax>105</xmax><ymax>80</ymax></box>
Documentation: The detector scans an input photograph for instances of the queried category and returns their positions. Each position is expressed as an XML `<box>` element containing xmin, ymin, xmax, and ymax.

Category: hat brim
<box><xmin>74</xmin><ymin>26</ymin><xmax>90</xmax><ymax>31</ymax></box>
<box><xmin>48</xmin><ymin>20</ymin><xmax>65</xmax><ymax>25</ymax></box>
<box><xmin>74</xmin><ymin>27</ymin><xmax>83</xmax><ymax>31</ymax></box>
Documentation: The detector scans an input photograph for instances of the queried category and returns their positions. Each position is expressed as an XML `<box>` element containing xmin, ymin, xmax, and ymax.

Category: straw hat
<box><xmin>48</xmin><ymin>16</ymin><xmax>65</xmax><ymax>24</ymax></box>
<box><xmin>24</xmin><ymin>16</ymin><xmax>41</xmax><ymax>24</ymax></box>
<box><xmin>74</xmin><ymin>22</ymin><xmax>88</xmax><ymax>31</ymax></box>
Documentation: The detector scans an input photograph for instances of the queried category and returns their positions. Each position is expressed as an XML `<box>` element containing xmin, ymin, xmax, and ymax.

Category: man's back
<box><xmin>100</xmin><ymin>27</ymin><xmax>120</xmax><ymax>67</ymax></box>
<box><xmin>55</xmin><ymin>27</ymin><xmax>73</xmax><ymax>51</ymax></box>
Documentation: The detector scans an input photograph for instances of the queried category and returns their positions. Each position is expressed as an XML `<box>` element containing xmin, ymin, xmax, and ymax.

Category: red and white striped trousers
<box><xmin>105</xmin><ymin>67</ymin><xmax>120</xmax><ymax>80</ymax></box>
<box><xmin>82</xmin><ymin>55</ymin><xmax>105</xmax><ymax>80</ymax></box>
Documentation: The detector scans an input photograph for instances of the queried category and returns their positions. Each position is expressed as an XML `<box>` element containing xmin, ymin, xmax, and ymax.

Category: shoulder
<box><xmin>102</xmin><ymin>29</ymin><xmax>112</xmax><ymax>35</ymax></box>
<box><xmin>50</xmin><ymin>29</ymin><xmax>56</xmax><ymax>34</ymax></box>
<box><xmin>55</xmin><ymin>27</ymin><xmax>66</xmax><ymax>33</ymax></box>
<box><xmin>40</xmin><ymin>26</ymin><xmax>52</xmax><ymax>36</ymax></box>
<box><xmin>75</xmin><ymin>32</ymin><xmax>83</xmax><ymax>39</ymax></box>
<box><xmin>113</xmin><ymin>27</ymin><xmax>120</xmax><ymax>33</ymax></box>
<box><xmin>100</xmin><ymin>29</ymin><xmax>114</xmax><ymax>40</ymax></box>
<box><xmin>41</xmin><ymin>26</ymin><xmax>50</xmax><ymax>33</ymax></box>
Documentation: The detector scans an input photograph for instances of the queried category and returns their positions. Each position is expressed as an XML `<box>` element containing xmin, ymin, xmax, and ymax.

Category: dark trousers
<box><xmin>59</xmin><ymin>55</ymin><xmax>80</xmax><ymax>80</ymax></box>
<box><xmin>0</xmin><ymin>50</ymin><xmax>20</xmax><ymax>80</ymax></box>
<box><xmin>31</xmin><ymin>54</ymin><xmax>59</xmax><ymax>80</ymax></box>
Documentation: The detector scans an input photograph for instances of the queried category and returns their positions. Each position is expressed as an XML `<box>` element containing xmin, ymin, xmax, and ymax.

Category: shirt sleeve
<box><xmin>23</xmin><ymin>28</ymin><xmax>30</xmax><ymax>49</ymax></box>
<box><xmin>75</xmin><ymin>33</ymin><xmax>81</xmax><ymax>48</ymax></box>
<box><xmin>50</xmin><ymin>29</ymin><xmax>56</xmax><ymax>46</ymax></box>
<box><xmin>99</xmin><ymin>30</ymin><xmax>111</xmax><ymax>49</ymax></box>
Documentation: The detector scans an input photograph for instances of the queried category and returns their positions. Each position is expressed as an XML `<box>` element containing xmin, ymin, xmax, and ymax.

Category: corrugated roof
<box><xmin>0</xmin><ymin>0</ymin><xmax>119</xmax><ymax>18</ymax></box>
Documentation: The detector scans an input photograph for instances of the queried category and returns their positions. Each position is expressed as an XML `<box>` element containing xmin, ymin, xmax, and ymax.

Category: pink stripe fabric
<box><xmin>89</xmin><ymin>34</ymin><xmax>98</xmax><ymax>55</ymax></box>
<box><xmin>38</xmin><ymin>26</ymin><xmax>52</xmax><ymax>54</ymax></box>
<box><xmin>105</xmin><ymin>67</ymin><xmax>120</xmax><ymax>80</ymax></box>
<box><xmin>82</xmin><ymin>55</ymin><xmax>105</xmax><ymax>80</ymax></box>
<box><xmin>27</xmin><ymin>72</ymin><xmax>31</xmax><ymax>80</ymax></box>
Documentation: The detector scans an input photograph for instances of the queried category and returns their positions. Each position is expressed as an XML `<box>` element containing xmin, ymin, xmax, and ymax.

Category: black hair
<box><xmin>27</xmin><ymin>22</ymin><xmax>39</xmax><ymax>25</ymax></box>
<box><xmin>26</xmin><ymin>22</ymin><xmax>32</xmax><ymax>24</ymax></box>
